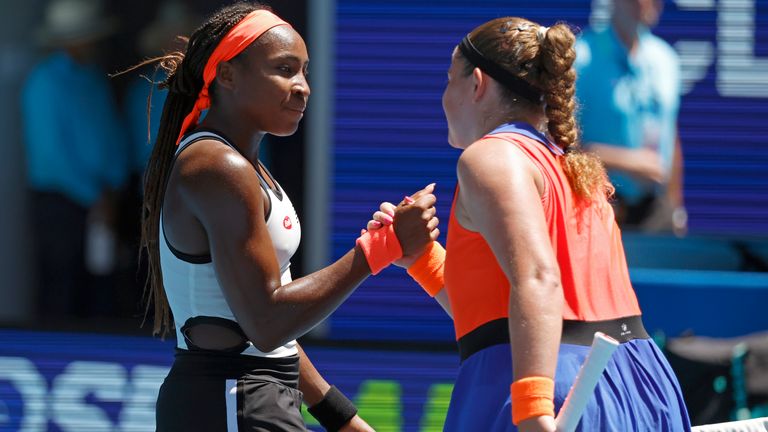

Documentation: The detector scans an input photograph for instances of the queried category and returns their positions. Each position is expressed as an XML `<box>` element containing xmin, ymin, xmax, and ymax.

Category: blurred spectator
<box><xmin>21</xmin><ymin>0</ymin><xmax>129</xmax><ymax>320</ymax></box>
<box><xmin>575</xmin><ymin>0</ymin><xmax>687</xmax><ymax>234</ymax></box>
<box><xmin>109</xmin><ymin>0</ymin><xmax>200</xmax><ymax>320</ymax></box>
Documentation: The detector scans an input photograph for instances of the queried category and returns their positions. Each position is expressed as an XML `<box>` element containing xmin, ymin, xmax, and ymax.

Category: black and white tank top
<box><xmin>160</xmin><ymin>130</ymin><xmax>301</xmax><ymax>357</ymax></box>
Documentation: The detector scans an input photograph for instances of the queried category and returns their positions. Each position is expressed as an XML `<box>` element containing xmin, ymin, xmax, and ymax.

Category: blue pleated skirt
<box><xmin>443</xmin><ymin>339</ymin><xmax>691</xmax><ymax>431</ymax></box>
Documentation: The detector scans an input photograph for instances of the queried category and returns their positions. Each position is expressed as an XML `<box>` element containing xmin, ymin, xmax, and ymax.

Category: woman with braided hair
<box><xmin>369</xmin><ymin>17</ymin><xmax>690</xmax><ymax>432</ymax></box>
<box><xmin>138</xmin><ymin>2</ymin><xmax>438</xmax><ymax>430</ymax></box>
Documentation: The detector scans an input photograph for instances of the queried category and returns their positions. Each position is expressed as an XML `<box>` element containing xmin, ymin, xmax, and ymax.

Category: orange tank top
<box><xmin>443</xmin><ymin>124</ymin><xmax>641</xmax><ymax>340</ymax></box>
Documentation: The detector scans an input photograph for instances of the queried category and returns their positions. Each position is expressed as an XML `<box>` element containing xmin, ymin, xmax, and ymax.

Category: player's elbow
<box><xmin>537</xmin><ymin>267</ymin><xmax>563</xmax><ymax>305</ymax></box>
<box><xmin>238</xmin><ymin>315</ymin><xmax>294</xmax><ymax>353</ymax></box>
<box><xmin>246</xmin><ymin>328</ymin><xmax>290</xmax><ymax>353</ymax></box>
<box><xmin>538</xmin><ymin>267</ymin><xmax>562</xmax><ymax>297</ymax></box>
<box><xmin>514</xmin><ymin>266</ymin><xmax>563</xmax><ymax>314</ymax></box>
<box><xmin>252</xmin><ymin>338</ymin><xmax>282</xmax><ymax>353</ymax></box>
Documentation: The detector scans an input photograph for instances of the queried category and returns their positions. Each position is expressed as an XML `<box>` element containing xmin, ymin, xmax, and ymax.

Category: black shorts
<box><xmin>156</xmin><ymin>350</ymin><xmax>307</xmax><ymax>432</ymax></box>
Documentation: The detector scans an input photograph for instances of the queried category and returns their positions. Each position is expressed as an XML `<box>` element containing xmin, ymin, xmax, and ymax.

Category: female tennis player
<box><xmin>369</xmin><ymin>16</ymin><xmax>691</xmax><ymax>432</ymax></box>
<box><xmin>138</xmin><ymin>2</ymin><xmax>438</xmax><ymax>430</ymax></box>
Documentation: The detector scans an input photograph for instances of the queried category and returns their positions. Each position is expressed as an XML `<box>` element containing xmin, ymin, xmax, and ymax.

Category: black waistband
<box><xmin>167</xmin><ymin>349</ymin><xmax>300</xmax><ymax>388</ymax></box>
<box><xmin>457</xmin><ymin>315</ymin><xmax>649</xmax><ymax>362</ymax></box>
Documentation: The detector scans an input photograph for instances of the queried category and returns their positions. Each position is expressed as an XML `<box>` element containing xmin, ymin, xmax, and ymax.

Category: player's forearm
<box><xmin>251</xmin><ymin>246</ymin><xmax>371</xmax><ymax>350</ymax></box>
<box><xmin>508</xmin><ymin>275</ymin><xmax>563</xmax><ymax>380</ymax></box>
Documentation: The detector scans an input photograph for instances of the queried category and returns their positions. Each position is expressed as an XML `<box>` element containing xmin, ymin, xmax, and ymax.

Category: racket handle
<box><xmin>555</xmin><ymin>332</ymin><xmax>620</xmax><ymax>432</ymax></box>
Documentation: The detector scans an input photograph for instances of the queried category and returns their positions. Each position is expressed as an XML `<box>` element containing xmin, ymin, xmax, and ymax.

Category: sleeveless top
<box><xmin>443</xmin><ymin>123</ymin><xmax>641</xmax><ymax>340</ymax></box>
<box><xmin>160</xmin><ymin>130</ymin><xmax>301</xmax><ymax>357</ymax></box>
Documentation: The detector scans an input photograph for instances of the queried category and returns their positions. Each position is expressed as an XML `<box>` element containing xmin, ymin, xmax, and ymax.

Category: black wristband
<box><xmin>307</xmin><ymin>385</ymin><xmax>358</xmax><ymax>431</ymax></box>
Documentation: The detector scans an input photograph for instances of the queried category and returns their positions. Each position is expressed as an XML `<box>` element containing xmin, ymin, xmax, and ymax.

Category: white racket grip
<box><xmin>555</xmin><ymin>332</ymin><xmax>620</xmax><ymax>432</ymax></box>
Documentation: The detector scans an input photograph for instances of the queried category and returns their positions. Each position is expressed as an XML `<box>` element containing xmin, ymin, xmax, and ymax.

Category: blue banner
<box><xmin>0</xmin><ymin>329</ymin><xmax>458</xmax><ymax>431</ymax></box>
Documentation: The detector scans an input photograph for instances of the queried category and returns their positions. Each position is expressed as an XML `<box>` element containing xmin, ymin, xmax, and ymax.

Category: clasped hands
<box><xmin>362</xmin><ymin>183</ymin><xmax>439</xmax><ymax>268</ymax></box>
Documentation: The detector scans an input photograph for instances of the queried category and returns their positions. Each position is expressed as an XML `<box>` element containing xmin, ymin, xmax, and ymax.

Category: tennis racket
<box><xmin>555</xmin><ymin>332</ymin><xmax>620</xmax><ymax>432</ymax></box>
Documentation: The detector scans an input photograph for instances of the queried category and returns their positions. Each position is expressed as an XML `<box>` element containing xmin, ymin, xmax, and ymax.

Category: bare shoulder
<box><xmin>175</xmin><ymin>139</ymin><xmax>257</xmax><ymax>196</ymax></box>
<box><xmin>457</xmin><ymin>137</ymin><xmax>537</xmax><ymax>183</ymax></box>
<box><xmin>173</xmin><ymin>139</ymin><xmax>263</xmax><ymax>218</ymax></box>
<box><xmin>455</xmin><ymin>137</ymin><xmax>547</xmax><ymax>233</ymax></box>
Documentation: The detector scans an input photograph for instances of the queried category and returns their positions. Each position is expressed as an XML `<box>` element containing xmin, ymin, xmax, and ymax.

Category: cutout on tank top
<box><xmin>180</xmin><ymin>316</ymin><xmax>251</xmax><ymax>353</ymax></box>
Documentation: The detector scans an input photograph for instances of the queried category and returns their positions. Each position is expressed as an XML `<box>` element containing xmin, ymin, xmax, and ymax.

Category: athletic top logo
<box><xmin>283</xmin><ymin>215</ymin><xmax>292</xmax><ymax>230</ymax></box>
<box><xmin>620</xmin><ymin>323</ymin><xmax>632</xmax><ymax>338</ymax></box>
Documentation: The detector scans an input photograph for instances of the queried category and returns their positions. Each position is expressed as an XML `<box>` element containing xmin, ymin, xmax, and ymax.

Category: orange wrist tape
<box><xmin>407</xmin><ymin>241</ymin><xmax>445</xmax><ymax>297</ymax></box>
<box><xmin>356</xmin><ymin>224</ymin><xmax>402</xmax><ymax>275</ymax></box>
<box><xmin>510</xmin><ymin>376</ymin><xmax>555</xmax><ymax>425</ymax></box>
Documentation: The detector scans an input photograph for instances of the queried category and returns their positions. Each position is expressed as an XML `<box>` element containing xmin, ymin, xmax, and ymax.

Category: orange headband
<box><xmin>176</xmin><ymin>9</ymin><xmax>290</xmax><ymax>144</ymax></box>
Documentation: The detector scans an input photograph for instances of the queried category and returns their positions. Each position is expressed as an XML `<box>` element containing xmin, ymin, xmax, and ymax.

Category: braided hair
<box><xmin>461</xmin><ymin>17</ymin><xmax>613</xmax><ymax>201</ymax></box>
<box><xmin>140</xmin><ymin>2</ymin><xmax>270</xmax><ymax>336</ymax></box>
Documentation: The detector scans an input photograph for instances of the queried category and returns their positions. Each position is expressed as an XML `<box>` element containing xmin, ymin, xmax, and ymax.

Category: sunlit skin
<box><xmin>442</xmin><ymin>48</ymin><xmax>544</xmax><ymax>151</ymax></box>
<box><xmin>442</xmin><ymin>48</ymin><xmax>476</xmax><ymax>149</ymax></box>
<box><xmin>200</xmin><ymin>26</ymin><xmax>310</xmax><ymax>159</ymax></box>
<box><xmin>225</xmin><ymin>27</ymin><xmax>310</xmax><ymax>137</ymax></box>
<box><xmin>441</xmin><ymin>47</ymin><xmax>508</xmax><ymax>150</ymax></box>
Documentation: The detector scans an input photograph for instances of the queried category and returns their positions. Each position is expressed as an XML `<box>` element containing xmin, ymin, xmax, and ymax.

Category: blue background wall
<box><xmin>327</xmin><ymin>0</ymin><xmax>768</xmax><ymax>343</ymax></box>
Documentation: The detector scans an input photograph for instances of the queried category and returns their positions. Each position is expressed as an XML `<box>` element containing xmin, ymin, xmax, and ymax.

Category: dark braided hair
<box><xmin>461</xmin><ymin>17</ymin><xmax>613</xmax><ymax>201</ymax></box>
<box><xmin>140</xmin><ymin>2</ymin><xmax>269</xmax><ymax>336</ymax></box>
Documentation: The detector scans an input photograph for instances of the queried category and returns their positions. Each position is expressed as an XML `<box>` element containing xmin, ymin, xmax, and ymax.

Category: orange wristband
<box><xmin>356</xmin><ymin>224</ymin><xmax>402</xmax><ymax>275</ymax></box>
<box><xmin>510</xmin><ymin>376</ymin><xmax>555</xmax><ymax>425</ymax></box>
<box><xmin>406</xmin><ymin>241</ymin><xmax>445</xmax><ymax>297</ymax></box>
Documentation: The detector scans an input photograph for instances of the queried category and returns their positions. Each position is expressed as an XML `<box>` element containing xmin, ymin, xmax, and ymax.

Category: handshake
<box><xmin>355</xmin><ymin>183</ymin><xmax>446</xmax><ymax>297</ymax></box>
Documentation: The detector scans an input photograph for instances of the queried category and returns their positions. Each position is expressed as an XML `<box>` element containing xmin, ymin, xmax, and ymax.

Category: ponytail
<box><xmin>538</xmin><ymin>23</ymin><xmax>613</xmax><ymax>201</ymax></box>
<box><xmin>464</xmin><ymin>18</ymin><xmax>613</xmax><ymax>202</ymax></box>
<box><xmin>138</xmin><ymin>2</ymin><xmax>263</xmax><ymax>335</ymax></box>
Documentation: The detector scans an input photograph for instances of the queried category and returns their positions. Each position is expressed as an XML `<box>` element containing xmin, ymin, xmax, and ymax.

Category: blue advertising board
<box><xmin>0</xmin><ymin>329</ymin><xmax>458</xmax><ymax>431</ymax></box>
